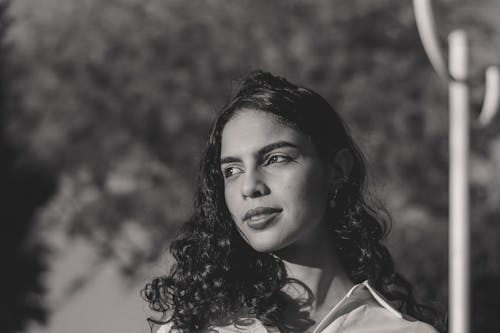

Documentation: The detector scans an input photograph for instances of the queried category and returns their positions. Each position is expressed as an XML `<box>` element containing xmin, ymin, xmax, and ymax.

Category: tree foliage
<box><xmin>1</xmin><ymin>1</ymin><xmax>55</xmax><ymax>332</ymax></box>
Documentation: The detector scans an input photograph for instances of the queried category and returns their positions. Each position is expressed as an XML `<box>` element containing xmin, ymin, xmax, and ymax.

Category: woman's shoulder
<box><xmin>332</xmin><ymin>302</ymin><xmax>438</xmax><ymax>333</ymax></box>
<box><xmin>154</xmin><ymin>282</ymin><xmax>439</xmax><ymax>333</ymax></box>
<box><xmin>321</xmin><ymin>281</ymin><xmax>439</xmax><ymax>333</ymax></box>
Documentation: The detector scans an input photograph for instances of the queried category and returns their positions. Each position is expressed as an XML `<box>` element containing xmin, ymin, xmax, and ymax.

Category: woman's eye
<box><xmin>266</xmin><ymin>155</ymin><xmax>290</xmax><ymax>165</ymax></box>
<box><xmin>222</xmin><ymin>166</ymin><xmax>242</xmax><ymax>179</ymax></box>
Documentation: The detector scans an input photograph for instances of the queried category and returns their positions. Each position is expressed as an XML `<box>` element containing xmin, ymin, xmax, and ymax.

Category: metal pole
<box><xmin>448</xmin><ymin>30</ymin><xmax>469</xmax><ymax>333</ymax></box>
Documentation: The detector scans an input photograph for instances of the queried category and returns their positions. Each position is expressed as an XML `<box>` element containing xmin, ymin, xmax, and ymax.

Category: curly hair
<box><xmin>142</xmin><ymin>71</ymin><xmax>445</xmax><ymax>332</ymax></box>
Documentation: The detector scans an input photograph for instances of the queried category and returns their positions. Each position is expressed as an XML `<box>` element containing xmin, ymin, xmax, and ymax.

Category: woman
<box><xmin>143</xmin><ymin>71</ymin><xmax>444</xmax><ymax>332</ymax></box>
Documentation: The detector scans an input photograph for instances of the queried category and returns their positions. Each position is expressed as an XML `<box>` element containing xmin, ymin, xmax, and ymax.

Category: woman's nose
<box><xmin>241</xmin><ymin>169</ymin><xmax>270</xmax><ymax>199</ymax></box>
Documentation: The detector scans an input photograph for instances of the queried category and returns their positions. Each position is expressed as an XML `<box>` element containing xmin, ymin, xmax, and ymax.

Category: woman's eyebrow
<box><xmin>220</xmin><ymin>156</ymin><xmax>241</xmax><ymax>165</ymax></box>
<box><xmin>220</xmin><ymin>141</ymin><xmax>299</xmax><ymax>165</ymax></box>
<box><xmin>258</xmin><ymin>141</ymin><xmax>299</xmax><ymax>156</ymax></box>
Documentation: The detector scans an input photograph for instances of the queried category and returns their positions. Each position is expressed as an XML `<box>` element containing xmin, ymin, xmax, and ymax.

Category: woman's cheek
<box><xmin>224</xmin><ymin>185</ymin><xmax>238</xmax><ymax>221</ymax></box>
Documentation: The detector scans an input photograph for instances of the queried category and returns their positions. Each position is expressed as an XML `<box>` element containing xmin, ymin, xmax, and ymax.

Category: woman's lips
<box><xmin>243</xmin><ymin>207</ymin><xmax>282</xmax><ymax>230</ymax></box>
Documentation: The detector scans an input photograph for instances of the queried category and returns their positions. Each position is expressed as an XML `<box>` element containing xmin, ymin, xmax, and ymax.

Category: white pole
<box><xmin>448</xmin><ymin>30</ymin><xmax>469</xmax><ymax>333</ymax></box>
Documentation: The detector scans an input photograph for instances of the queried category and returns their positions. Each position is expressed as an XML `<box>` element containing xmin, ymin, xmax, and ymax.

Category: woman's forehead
<box><xmin>220</xmin><ymin>109</ymin><xmax>311</xmax><ymax>159</ymax></box>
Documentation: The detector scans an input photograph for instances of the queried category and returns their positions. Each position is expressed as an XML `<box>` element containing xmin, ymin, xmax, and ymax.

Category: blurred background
<box><xmin>1</xmin><ymin>0</ymin><xmax>499</xmax><ymax>332</ymax></box>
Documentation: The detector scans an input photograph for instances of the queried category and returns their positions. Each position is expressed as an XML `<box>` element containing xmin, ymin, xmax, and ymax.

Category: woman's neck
<box><xmin>274</xmin><ymin>225</ymin><xmax>353</xmax><ymax>325</ymax></box>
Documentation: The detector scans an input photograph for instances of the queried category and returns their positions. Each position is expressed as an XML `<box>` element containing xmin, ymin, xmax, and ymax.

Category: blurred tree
<box><xmin>0</xmin><ymin>0</ymin><xmax>56</xmax><ymax>332</ymax></box>
<box><xmin>6</xmin><ymin>0</ymin><xmax>500</xmax><ymax>330</ymax></box>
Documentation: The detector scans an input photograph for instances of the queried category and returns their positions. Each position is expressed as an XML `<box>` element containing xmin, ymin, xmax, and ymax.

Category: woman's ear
<box><xmin>329</xmin><ymin>148</ymin><xmax>353</xmax><ymax>186</ymax></box>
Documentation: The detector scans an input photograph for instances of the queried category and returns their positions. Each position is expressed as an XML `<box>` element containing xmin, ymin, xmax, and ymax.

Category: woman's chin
<box><xmin>246</xmin><ymin>236</ymin><xmax>290</xmax><ymax>253</ymax></box>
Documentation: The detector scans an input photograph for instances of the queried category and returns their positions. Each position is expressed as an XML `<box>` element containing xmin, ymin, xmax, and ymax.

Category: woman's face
<box><xmin>220</xmin><ymin>109</ymin><xmax>331</xmax><ymax>252</ymax></box>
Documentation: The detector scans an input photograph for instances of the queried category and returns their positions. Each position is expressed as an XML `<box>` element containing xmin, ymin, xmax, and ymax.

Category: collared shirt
<box><xmin>156</xmin><ymin>281</ymin><xmax>438</xmax><ymax>333</ymax></box>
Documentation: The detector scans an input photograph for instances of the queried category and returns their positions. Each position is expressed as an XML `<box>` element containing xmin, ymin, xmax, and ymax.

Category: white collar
<box><xmin>312</xmin><ymin>280</ymin><xmax>402</xmax><ymax>333</ymax></box>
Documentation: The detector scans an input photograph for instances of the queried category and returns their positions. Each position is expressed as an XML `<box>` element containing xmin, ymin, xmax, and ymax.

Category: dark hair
<box><xmin>142</xmin><ymin>71</ymin><xmax>444</xmax><ymax>332</ymax></box>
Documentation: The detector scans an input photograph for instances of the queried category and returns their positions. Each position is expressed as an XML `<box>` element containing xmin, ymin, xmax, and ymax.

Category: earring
<box><xmin>328</xmin><ymin>176</ymin><xmax>349</xmax><ymax>208</ymax></box>
<box><xmin>329</xmin><ymin>188</ymin><xmax>339</xmax><ymax>208</ymax></box>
